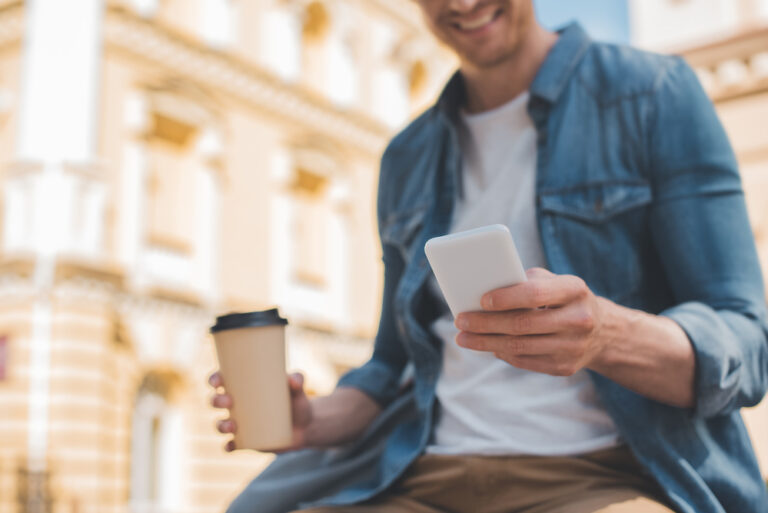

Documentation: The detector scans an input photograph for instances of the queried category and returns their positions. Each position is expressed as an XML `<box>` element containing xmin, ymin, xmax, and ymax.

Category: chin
<box><xmin>462</xmin><ymin>47</ymin><xmax>515</xmax><ymax>70</ymax></box>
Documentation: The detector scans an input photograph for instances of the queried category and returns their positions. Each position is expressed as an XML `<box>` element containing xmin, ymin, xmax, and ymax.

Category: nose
<box><xmin>447</xmin><ymin>0</ymin><xmax>483</xmax><ymax>13</ymax></box>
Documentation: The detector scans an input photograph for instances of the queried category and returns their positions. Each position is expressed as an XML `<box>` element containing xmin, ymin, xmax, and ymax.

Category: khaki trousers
<box><xmin>294</xmin><ymin>446</ymin><xmax>675</xmax><ymax>513</ymax></box>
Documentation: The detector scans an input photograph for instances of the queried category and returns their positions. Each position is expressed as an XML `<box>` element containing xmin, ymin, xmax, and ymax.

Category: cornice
<box><xmin>0</xmin><ymin>2</ymin><xmax>404</xmax><ymax>156</ymax></box>
<box><xmin>680</xmin><ymin>25</ymin><xmax>768</xmax><ymax>103</ymax></box>
<box><xmin>103</xmin><ymin>5</ymin><xmax>392</xmax><ymax>156</ymax></box>
<box><xmin>0</xmin><ymin>254</ymin><xmax>35</xmax><ymax>279</ymax></box>
<box><xmin>679</xmin><ymin>25</ymin><xmax>768</xmax><ymax>64</ymax></box>
<box><xmin>54</xmin><ymin>256</ymin><xmax>125</xmax><ymax>289</ymax></box>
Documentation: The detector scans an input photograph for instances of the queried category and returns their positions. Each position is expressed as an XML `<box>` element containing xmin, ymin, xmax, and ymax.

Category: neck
<box><xmin>461</xmin><ymin>23</ymin><xmax>558</xmax><ymax>114</ymax></box>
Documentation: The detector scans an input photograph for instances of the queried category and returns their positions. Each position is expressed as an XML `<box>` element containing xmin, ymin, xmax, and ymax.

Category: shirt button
<box><xmin>595</xmin><ymin>199</ymin><xmax>604</xmax><ymax>213</ymax></box>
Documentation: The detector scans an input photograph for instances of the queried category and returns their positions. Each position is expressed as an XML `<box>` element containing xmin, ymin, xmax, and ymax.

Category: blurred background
<box><xmin>0</xmin><ymin>0</ymin><xmax>765</xmax><ymax>512</ymax></box>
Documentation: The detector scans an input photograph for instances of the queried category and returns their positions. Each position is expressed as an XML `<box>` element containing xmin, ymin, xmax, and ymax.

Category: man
<box><xmin>210</xmin><ymin>1</ymin><xmax>768</xmax><ymax>511</ymax></box>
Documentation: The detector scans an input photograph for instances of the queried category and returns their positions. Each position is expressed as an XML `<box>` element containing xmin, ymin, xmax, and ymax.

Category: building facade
<box><xmin>1</xmin><ymin>2</ymin><xmax>767</xmax><ymax>513</ymax></box>
<box><xmin>0</xmin><ymin>1</ymin><xmax>453</xmax><ymax>513</ymax></box>
<box><xmin>630</xmin><ymin>0</ymin><xmax>768</xmax><ymax>479</ymax></box>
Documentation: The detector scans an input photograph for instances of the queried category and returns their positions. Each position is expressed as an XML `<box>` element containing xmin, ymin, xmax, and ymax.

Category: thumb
<box><xmin>525</xmin><ymin>267</ymin><xmax>554</xmax><ymax>280</ymax></box>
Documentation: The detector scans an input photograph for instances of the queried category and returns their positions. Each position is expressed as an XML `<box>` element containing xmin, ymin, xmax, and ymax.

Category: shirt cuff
<box><xmin>336</xmin><ymin>359</ymin><xmax>402</xmax><ymax>408</ymax></box>
<box><xmin>660</xmin><ymin>301</ymin><xmax>743</xmax><ymax>418</ymax></box>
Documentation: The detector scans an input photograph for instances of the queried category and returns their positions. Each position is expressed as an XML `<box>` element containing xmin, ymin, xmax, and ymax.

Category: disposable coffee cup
<box><xmin>210</xmin><ymin>309</ymin><xmax>292</xmax><ymax>451</ymax></box>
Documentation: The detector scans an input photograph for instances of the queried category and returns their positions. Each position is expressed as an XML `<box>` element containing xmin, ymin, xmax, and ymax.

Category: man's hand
<box><xmin>454</xmin><ymin>267</ymin><xmax>607</xmax><ymax>377</ymax></box>
<box><xmin>454</xmin><ymin>267</ymin><xmax>696</xmax><ymax>408</ymax></box>
<box><xmin>209</xmin><ymin>371</ymin><xmax>313</xmax><ymax>453</ymax></box>
<box><xmin>208</xmin><ymin>371</ymin><xmax>383</xmax><ymax>452</ymax></box>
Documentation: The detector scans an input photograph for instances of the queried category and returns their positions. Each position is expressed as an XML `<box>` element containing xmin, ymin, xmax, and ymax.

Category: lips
<box><xmin>451</xmin><ymin>8</ymin><xmax>502</xmax><ymax>33</ymax></box>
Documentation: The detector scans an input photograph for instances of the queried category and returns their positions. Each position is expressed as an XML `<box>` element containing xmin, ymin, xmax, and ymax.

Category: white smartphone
<box><xmin>424</xmin><ymin>224</ymin><xmax>527</xmax><ymax>317</ymax></box>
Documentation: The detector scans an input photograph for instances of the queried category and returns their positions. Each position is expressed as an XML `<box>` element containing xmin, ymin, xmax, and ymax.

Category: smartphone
<box><xmin>424</xmin><ymin>224</ymin><xmax>527</xmax><ymax>317</ymax></box>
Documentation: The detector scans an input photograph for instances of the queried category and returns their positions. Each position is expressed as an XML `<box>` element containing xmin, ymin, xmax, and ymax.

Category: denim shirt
<box><xmin>332</xmin><ymin>23</ymin><xmax>768</xmax><ymax>513</ymax></box>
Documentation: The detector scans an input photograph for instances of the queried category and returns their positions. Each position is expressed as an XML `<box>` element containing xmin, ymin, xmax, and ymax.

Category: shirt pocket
<box><xmin>380</xmin><ymin>204</ymin><xmax>430</xmax><ymax>264</ymax></box>
<box><xmin>539</xmin><ymin>181</ymin><xmax>653</xmax><ymax>302</ymax></box>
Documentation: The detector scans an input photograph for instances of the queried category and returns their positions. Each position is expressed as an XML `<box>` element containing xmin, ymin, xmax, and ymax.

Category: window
<box><xmin>201</xmin><ymin>0</ymin><xmax>236</xmax><ymax>48</ymax></box>
<box><xmin>370</xmin><ymin>22</ymin><xmax>408</xmax><ymax>127</ymax></box>
<box><xmin>374</xmin><ymin>67</ymin><xmax>408</xmax><ymax>128</ymax></box>
<box><xmin>261</xmin><ymin>6</ymin><xmax>302</xmax><ymax>81</ymax></box>
<box><xmin>290</xmin><ymin>169</ymin><xmax>329</xmax><ymax>286</ymax></box>
<box><xmin>145</xmin><ymin>112</ymin><xmax>198</xmax><ymax>254</ymax></box>
<box><xmin>125</xmin><ymin>82</ymin><xmax>223</xmax><ymax>297</ymax></box>
<box><xmin>327</xmin><ymin>24</ymin><xmax>360</xmax><ymax>106</ymax></box>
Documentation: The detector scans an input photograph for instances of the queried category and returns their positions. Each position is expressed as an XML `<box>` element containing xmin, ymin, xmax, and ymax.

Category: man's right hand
<box><xmin>208</xmin><ymin>371</ymin><xmax>314</xmax><ymax>452</ymax></box>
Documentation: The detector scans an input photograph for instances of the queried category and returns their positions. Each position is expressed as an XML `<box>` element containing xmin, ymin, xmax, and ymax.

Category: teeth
<box><xmin>457</xmin><ymin>11</ymin><xmax>496</xmax><ymax>31</ymax></box>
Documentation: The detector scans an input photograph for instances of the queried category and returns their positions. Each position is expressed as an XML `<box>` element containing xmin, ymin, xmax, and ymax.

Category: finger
<box><xmin>211</xmin><ymin>393</ymin><xmax>233</xmax><ymax>409</ymax></box>
<box><xmin>208</xmin><ymin>371</ymin><xmax>224</xmax><ymax>388</ymax></box>
<box><xmin>503</xmin><ymin>354</ymin><xmax>580</xmax><ymax>377</ymax></box>
<box><xmin>457</xmin><ymin>307</ymin><xmax>564</xmax><ymax>336</ymax></box>
<box><xmin>288</xmin><ymin>373</ymin><xmax>304</xmax><ymax>393</ymax></box>
<box><xmin>225</xmin><ymin>439</ymin><xmax>236</xmax><ymax>452</ymax></box>
<box><xmin>456</xmin><ymin>332</ymin><xmax>563</xmax><ymax>355</ymax></box>
<box><xmin>217</xmin><ymin>418</ymin><xmax>238</xmax><ymax>434</ymax></box>
<box><xmin>481</xmin><ymin>274</ymin><xmax>587</xmax><ymax>311</ymax></box>
<box><xmin>526</xmin><ymin>267</ymin><xmax>555</xmax><ymax>279</ymax></box>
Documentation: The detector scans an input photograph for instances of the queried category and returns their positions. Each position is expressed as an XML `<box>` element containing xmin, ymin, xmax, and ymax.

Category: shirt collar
<box><xmin>529</xmin><ymin>22</ymin><xmax>591</xmax><ymax>103</ymax></box>
<box><xmin>435</xmin><ymin>22</ymin><xmax>592</xmax><ymax>119</ymax></box>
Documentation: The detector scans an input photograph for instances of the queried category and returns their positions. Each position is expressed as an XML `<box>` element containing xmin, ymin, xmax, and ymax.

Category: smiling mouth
<box><xmin>452</xmin><ymin>8</ymin><xmax>503</xmax><ymax>32</ymax></box>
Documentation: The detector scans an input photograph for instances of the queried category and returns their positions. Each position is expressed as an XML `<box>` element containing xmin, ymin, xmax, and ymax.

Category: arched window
<box><xmin>130</xmin><ymin>372</ymin><xmax>184</xmax><ymax>513</ymax></box>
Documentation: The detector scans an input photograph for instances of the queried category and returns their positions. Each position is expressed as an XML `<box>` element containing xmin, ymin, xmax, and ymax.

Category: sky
<box><xmin>534</xmin><ymin>0</ymin><xmax>630</xmax><ymax>44</ymax></box>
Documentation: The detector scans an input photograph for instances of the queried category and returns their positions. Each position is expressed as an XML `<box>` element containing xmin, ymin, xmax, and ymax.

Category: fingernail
<box><xmin>455</xmin><ymin>316</ymin><xmax>467</xmax><ymax>329</ymax></box>
<box><xmin>482</xmin><ymin>295</ymin><xmax>493</xmax><ymax>309</ymax></box>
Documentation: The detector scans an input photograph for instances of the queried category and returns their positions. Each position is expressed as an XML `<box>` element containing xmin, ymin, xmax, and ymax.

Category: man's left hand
<box><xmin>454</xmin><ymin>267</ymin><xmax>609</xmax><ymax>377</ymax></box>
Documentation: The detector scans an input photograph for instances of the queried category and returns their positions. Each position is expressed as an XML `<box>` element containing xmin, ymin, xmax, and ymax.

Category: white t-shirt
<box><xmin>426</xmin><ymin>91</ymin><xmax>621</xmax><ymax>456</ymax></box>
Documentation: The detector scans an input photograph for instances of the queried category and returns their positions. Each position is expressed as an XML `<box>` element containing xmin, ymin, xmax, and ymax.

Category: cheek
<box><xmin>509</xmin><ymin>1</ymin><xmax>534</xmax><ymax>37</ymax></box>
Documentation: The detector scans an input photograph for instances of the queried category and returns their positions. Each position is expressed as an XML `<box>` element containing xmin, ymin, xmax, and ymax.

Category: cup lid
<box><xmin>210</xmin><ymin>308</ymin><xmax>288</xmax><ymax>333</ymax></box>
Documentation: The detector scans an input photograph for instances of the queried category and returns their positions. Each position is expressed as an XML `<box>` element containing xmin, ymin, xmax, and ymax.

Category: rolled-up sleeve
<box><xmin>648</xmin><ymin>57</ymin><xmax>768</xmax><ymax>418</ymax></box>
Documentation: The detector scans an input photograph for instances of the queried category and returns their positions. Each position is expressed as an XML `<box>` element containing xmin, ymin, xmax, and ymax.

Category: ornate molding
<box><xmin>103</xmin><ymin>5</ymin><xmax>392</xmax><ymax>156</ymax></box>
<box><xmin>0</xmin><ymin>254</ymin><xmax>35</xmax><ymax>279</ymax></box>
<box><xmin>0</xmin><ymin>1</ymin><xmax>416</xmax><ymax>154</ymax></box>
<box><xmin>54</xmin><ymin>257</ymin><xmax>125</xmax><ymax>289</ymax></box>
<box><xmin>682</xmin><ymin>26</ymin><xmax>768</xmax><ymax>102</ymax></box>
